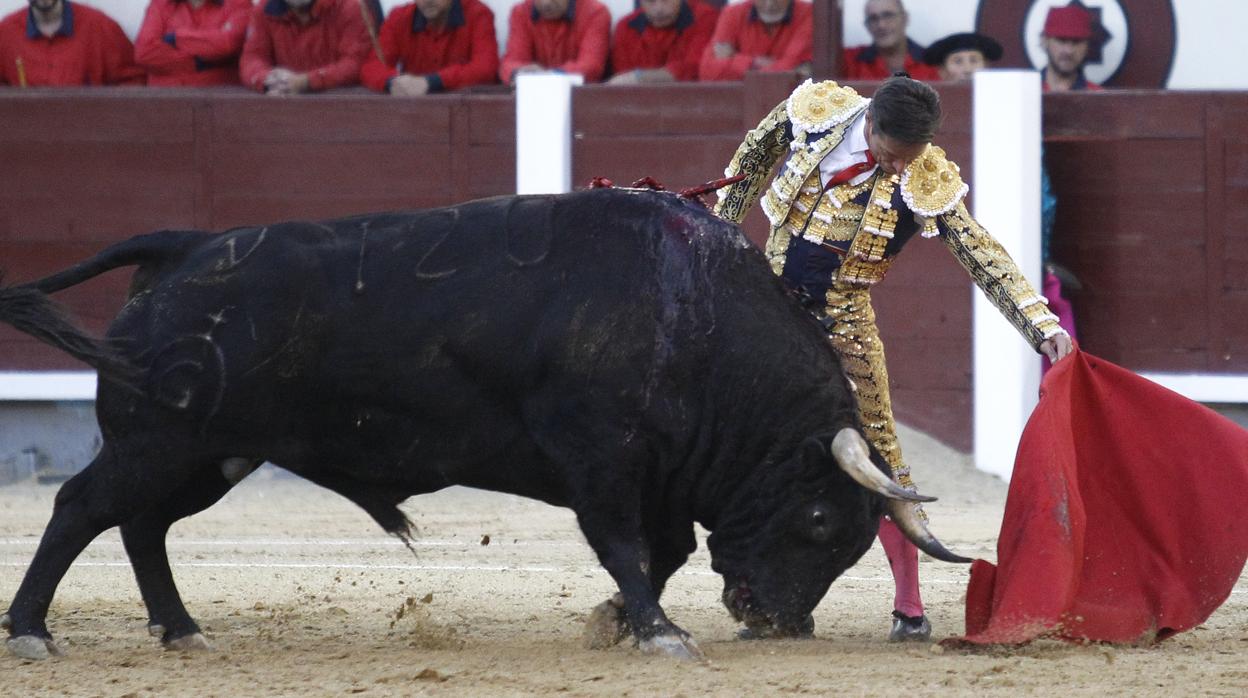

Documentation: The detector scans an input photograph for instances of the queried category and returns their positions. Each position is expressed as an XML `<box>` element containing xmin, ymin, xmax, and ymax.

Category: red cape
<box><xmin>951</xmin><ymin>350</ymin><xmax>1248</xmax><ymax>646</ymax></box>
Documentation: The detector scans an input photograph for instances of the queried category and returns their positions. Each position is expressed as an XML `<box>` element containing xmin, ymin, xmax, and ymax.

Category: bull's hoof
<box><xmin>583</xmin><ymin>597</ymin><xmax>628</xmax><ymax>650</ymax></box>
<box><xmin>147</xmin><ymin>623</ymin><xmax>165</xmax><ymax>638</ymax></box>
<box><xmin>163</xmin><ymin>632</ymin><xmax>212</xmax><ymax>652</ymax></box>
<box><xmin>638</xmin><ymin>633</ymin><xmax>705</xmax><ymax>662</ymax></box>
<box><xmin>7</xmin><ymin>635</ymin><xmax>64</xmax><ymax>660</ymax></box>
<box><xmin>0</xmin><ymin>613</ymin><xmax>10</xmax><ymax>630</ymax></box>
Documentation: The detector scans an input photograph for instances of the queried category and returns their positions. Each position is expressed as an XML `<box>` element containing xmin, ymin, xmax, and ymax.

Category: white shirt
<box><xmin>816</xmin><ymin>109</ymin><xmax>877</xmax><ymax>189</ymax></box>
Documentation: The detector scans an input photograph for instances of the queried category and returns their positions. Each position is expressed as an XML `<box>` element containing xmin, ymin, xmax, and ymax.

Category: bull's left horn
<box><xmin>887</xmin><ymin>499</ymin><xmax>973</xmax><ymax>564</ymax></box>
<box><xmin>831</xmin><ymin>428</ymin><xmax>935</xmax><ymax>503</ymax></box>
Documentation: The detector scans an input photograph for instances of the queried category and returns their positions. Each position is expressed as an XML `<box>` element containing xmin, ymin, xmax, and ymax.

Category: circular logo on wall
<box><xmin>976</xmin><ymin>0</ymin><xmax>1176</xmax><ymax>87</ymax></box>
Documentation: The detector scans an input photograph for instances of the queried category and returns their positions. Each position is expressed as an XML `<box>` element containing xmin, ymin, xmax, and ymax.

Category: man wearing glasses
<box><xmin>843</xmin><ymin>0</ymin><xmax>936</xmax><ymax>80</ymax></box>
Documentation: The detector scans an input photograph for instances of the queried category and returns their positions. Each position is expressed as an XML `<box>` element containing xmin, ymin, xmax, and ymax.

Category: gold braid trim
<box><xmin>787</xmin><ymin>80</ymin><xmax>868</xmax><ymax>138</ymax></box>
<box><xmin>900</xmin><ymin>145</ymin><xmax>968</xmax><ymax>218</ymax></box>
<box><xmin>761</xmin><ymin>104</ymin><xmax>868</xmax><ymax>231</ymax></box>
<box><xmin>714</xmin><ymin>100</ymin><xmax>793</xmax><ymax>225</ymax></box>
<box><xmin>822</xmin><ymin>288</ymin><xmax>924</xmax><ymax>516</ymax></box>
<box><xmin>939</xmin><ymin>201</ymin><xmax>1067</xmax><ymax>349</ymax></box>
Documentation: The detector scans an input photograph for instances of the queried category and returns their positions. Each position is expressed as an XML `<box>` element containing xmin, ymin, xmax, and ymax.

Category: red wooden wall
<box><xmin>1045</xmin><ymin>91</ymin><xmax>1248</xmax><ymax>374</ymax></box>
<box><xmin>1</xmin><ymin>83</ymin><xmax>1243</xmax><ymax>452</ymax></box>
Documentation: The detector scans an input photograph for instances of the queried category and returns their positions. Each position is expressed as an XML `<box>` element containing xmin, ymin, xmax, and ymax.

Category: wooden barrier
<box><xmin>1</xmin><ymin>83</ymin><xmax>1243</xmax><ymax>452</ymax></box>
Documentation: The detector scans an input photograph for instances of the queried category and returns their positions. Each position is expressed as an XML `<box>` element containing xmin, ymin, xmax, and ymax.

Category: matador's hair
<box><xmin>869</xmin><ymin>76</ymin><xmax>942</xmax><ymax>144</ymax></box>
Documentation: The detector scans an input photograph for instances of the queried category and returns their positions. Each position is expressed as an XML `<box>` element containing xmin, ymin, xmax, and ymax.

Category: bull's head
<box><xmin>707</xmin><ymin>428</ymin><xmax>968</xmax><ymax>637</ymax></box>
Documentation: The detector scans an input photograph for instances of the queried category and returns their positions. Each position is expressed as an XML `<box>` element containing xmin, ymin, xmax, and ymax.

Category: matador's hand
<box><xmin>1040</xmin><ymin>333</ymin><xmax>1075</xmax><ymax>363</ymax></box>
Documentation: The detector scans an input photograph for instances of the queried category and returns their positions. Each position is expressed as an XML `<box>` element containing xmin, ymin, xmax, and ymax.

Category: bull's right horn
<box><xmin>887</xmin><ymin>499</ymin><xmax>973</xmax><ymax>564</ymax></box>
<box><xmin>831</xmin><ymin>428</ymin><xmax>935</xmax><ymax>503</ymax></box>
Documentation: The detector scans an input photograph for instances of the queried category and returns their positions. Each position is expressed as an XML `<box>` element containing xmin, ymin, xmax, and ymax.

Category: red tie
<box><xmin>824</xmin><ymin>150</ymin><xmax>877</xmax><ymax>191</ymax></box>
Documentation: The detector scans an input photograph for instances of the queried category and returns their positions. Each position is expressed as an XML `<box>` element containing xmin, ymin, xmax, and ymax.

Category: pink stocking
<box><xmin>878</xmin><ymin>516</ymin><xmax>923</xmax><ymax>617</ymax></box>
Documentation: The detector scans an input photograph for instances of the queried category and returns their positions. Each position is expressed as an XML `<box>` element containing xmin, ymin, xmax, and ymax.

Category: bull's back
<box><xmin>108</xmin><ymin>190</ymin><xmax>758</xmax><ymax>424</ymax></box>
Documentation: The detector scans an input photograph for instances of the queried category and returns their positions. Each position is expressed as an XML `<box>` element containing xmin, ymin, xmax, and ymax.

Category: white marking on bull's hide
<box><xmin>414</xmin><ymin>210</ymin><xmax>461</xmax><ymax>280</ymax></box>
<box><xmin>354</xmin><ymin>220</ymin><xmax>369</xmax><ymax>295</ymax></box>
<box><xmin>203</xmin><ymin>309</ymin><xmax>228</xmax><ymax>338</ymax></box>
<box><xmin>216</xmin><ymin>227</ymin><xmax>268</xmax><ymax>272</ymax></box>
<box><xmin>150</xmin><ymin>314</ymin><xmax>228</xmax><ymax>431</ymax></box>
<box><xmin>503</xmin><ymin>196</ymin><xmax>553</xmax><ymax>267</ymax></box>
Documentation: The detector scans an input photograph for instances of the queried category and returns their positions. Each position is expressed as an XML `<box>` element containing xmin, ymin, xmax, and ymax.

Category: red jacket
<box><xmin>360</xmin><ymin>0</ymin><xmax>498</xmax><ymax>93</ymax></box>
<box><xmin>698</xmin><ymin>0</ymin><xmax>811</xmax><ymax>82</ymax></box>
<box><xmin>0</xmin><ymin>1</ymin><xmax>144</xmax><ymax>86</ymax></box>
<box><xmin>499</xmin><ymin>0</ymin><xmax>610</xmax><ymax>84</ymax></box>
<box><xmin>842</xmin><ymin>39</ymin><xmax>939</xmax><ymax>81</ymax></box>
<box><xmin>609</xmin><ymin>0</ymin><xmax>716</xmax><ymax>81</ymax></box>
<box><xmin>135</xmin><ymin>0</ymin><xmax>253</xmax><ymax>86</ymax></box>
<box><xmin>240</xmin><ymin>0</ymin><xmax>372</xmax><ymax>92</ymax></box>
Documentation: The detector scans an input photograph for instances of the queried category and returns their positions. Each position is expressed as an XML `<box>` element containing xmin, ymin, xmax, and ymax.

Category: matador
<box><xmin>715</xmin><ymin>76</ymin><xmax>1073</xmax><ymax>641</ymax></box>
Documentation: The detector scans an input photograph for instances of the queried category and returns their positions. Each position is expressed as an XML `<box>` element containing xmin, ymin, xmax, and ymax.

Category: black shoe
<box><xmin>888</xmin><ymin>610</ymin><xmax>931</xmax><ymax>642</ymax></box>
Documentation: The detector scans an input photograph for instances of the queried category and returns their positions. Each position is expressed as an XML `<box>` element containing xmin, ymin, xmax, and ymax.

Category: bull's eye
<box><xmin>807</xmin><ymin>508</ymin><xmax>832</xmax><ymax>543</ymax></box>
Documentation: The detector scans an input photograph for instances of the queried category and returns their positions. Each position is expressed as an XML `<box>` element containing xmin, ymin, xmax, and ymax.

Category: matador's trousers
<box><xmin>820</xmin><ymin>286</ymin><xmax>925</xmax><ymax>616</ymax></box>
<box><xmin>820</xmin><ymin>287</ymin><xmax>914</xmax><ymax>493</ymax></box>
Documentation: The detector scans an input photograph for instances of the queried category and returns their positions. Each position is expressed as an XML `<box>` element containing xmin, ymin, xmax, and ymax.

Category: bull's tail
<box><xmin>0</xmin><ymin>230</ymin><xmax>209</xmax><ymax>387</ymax></box>
<box><xmin>0</xmin><ymin>280</ymin><xmax>140</xmax><ymax>385</ymax></box>
<box><xmin>22</xmin><ymin>229</ymin><xmax>208</xmax><ymax>295</ymax></box>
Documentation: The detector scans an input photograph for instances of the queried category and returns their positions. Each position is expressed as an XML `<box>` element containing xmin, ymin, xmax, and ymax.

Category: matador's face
<box><xmin>864</xmin><ymin>113</ymin><xmax>928</xmax><ymax>176</ymax></box>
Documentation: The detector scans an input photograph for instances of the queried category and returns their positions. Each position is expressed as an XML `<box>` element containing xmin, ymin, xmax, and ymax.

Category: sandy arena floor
<box><xmin>2</xmin><ymin>424</ymin><xmax>1245</xmax><ymax>696</ymax></box>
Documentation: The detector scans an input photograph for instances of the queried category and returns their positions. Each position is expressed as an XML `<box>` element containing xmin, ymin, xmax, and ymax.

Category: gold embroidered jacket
<box><xmin>714</xmin><ymin>79</ymin><xmax>1065</xmax><ymax>350</ymax></box>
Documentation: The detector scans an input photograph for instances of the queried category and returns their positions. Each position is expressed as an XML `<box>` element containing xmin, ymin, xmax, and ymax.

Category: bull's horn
<box><xmin>887</xmin><ymin>499</ymin><xmax>973</xmax><ymax>564</ymax></box>
<box><xmin>831</xmin><ymin>428</ymin><xmax>935</xmax><ymax>503</ymax></box>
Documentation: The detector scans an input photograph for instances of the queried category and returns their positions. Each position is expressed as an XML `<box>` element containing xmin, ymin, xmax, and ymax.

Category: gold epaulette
<box><xmin>786</xmin><ymin>80</ymin><xmax>869</xmax><ymax>140</ymax></box>
<box><xmin>900</xmin><ymin>145</ymin><xmax>968</xmax><ymax>220</ymax></box>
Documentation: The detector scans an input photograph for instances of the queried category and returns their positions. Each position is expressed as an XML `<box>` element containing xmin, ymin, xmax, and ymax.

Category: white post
<box><xmin>971</xmin><ymin>70</ymin><xmax>1043</xmax><ymax>481</ymax></box>
<box><xmin>515</xmin><ymin>73</ymin><xmax>583</xmax><ymax>195</ymax></box>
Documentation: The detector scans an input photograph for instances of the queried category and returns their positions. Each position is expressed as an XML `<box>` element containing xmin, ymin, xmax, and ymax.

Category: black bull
<box><xmin>0</xmin><ymin>188</ymin><xmax>967</xmax><ymax>661</ymax></box>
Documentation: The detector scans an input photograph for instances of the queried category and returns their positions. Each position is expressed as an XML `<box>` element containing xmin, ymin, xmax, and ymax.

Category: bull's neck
<box><xmin>690</xmin><ymin>406</ymin><xmax>835</xmax><ymax>532</ymax></box>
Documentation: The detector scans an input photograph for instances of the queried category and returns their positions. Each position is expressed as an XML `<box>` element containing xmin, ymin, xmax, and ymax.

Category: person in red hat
<box><xmin>1040</xmin><ymin>4</ymin><xmax>1101</xmax><ymax>92</ymax></box>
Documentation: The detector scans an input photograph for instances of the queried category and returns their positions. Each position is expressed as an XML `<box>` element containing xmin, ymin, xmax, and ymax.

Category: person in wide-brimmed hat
<box><xmin>922</xmin><ymin>31</ymin><xmax>1002</xmax><ymax>81</ymax></box>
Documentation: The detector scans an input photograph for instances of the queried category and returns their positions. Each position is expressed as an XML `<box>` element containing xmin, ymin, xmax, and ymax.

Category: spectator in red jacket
<box><xmin>499</xmin><ymin>0</ymin><xmax>610</xmax><ymax>85</ymax></box>
<box><xmin>240</xmin><ymin>0</ymin><xmax>372</xmax><ymax>94</ymax></box>
<box><xmin>0</xmin><ymin>0</ymin><xmax>145</xmax><ymax>86</ymax></box>
<box><xmin>360</xmin><ymin>0</ymin><xmax>498</xmax><ymax>95</ymax></box>
<box><xmin>607</xmin><ymin>0</ymin><xmax>716</xmax><ymax>84</ymax></box>
<box><xmin>842</xmin><ymin>0</ymin><xmax>937</xmax><ymax>81</ymax></box>
<box><xmin>697</xmin><ymin>0</ymin><xmax>811</xmax><ymax>82</ymax></box>
<box><xmin>135</xmin><ymin>0</ymin><xmax>253</xmax><ymax>86</ymax></box>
